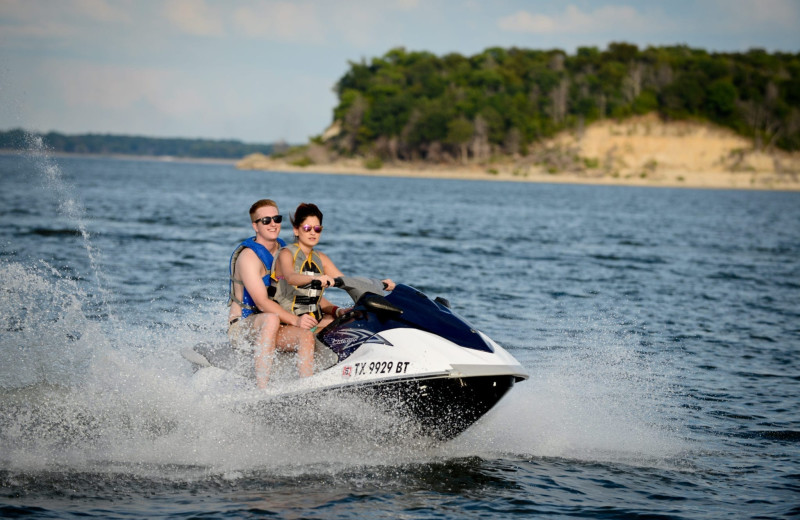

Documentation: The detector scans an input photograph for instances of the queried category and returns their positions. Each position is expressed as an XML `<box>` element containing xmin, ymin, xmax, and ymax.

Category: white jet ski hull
<box><xmin>183</xmin><ymin>283</ymin><xmax>528</xmax><ymax>440</ymax></box>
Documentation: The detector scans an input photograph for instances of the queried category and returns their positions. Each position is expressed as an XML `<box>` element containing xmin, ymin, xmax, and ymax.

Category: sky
<box><xmin>1</xmin><ymin>0</ymin><xmax>799</xmax><ymax>144</ymax></box>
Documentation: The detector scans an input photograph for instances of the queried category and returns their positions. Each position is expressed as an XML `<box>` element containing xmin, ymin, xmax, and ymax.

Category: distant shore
<box><xmin>0</xmin><ymin>149</ymin><xmax>237</xmax><ymax>165</ymax></box>
<box><xmin>238</xmin><ymin>115</ymin><xmax>800</xmax><ymax>192</ymax></box>
<box><xmin>4</xmin><ymin>114</ymin><xmax>799</xmax><ymax>191</ymax></box>
<box><xmin>236</xmin><ymin>156</ymin><xmax>800</xmax><ymax>191</ymax></box>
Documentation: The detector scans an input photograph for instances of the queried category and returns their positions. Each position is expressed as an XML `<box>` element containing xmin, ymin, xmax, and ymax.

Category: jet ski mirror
<box><xmin>362</xmin><ymin>294</ymin><xmax>403</xmax><ymax>318</ymax></box>
<box><xmin>434</xmin><ymin>296</ymin><xmax>451</xmax><ymax>308</ymax></box>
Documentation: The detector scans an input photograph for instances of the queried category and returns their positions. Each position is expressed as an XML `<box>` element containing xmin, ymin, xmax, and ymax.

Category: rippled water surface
<box><xmin>1</xmin><ymin>152</ymin><xmax>798</xmax><ymax>519</ymax></box>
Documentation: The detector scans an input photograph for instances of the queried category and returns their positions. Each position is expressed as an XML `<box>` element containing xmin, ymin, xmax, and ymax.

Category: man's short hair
<box><xmin>249</xmin><ymin>199</ymin><xmax>279</xmax><ymax>221</ymax></box>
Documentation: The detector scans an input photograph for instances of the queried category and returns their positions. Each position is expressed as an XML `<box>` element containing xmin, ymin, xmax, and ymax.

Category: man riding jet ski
<box><xmin>182</xmin><ymin>277</ymin><xmax>528</xmax><ymax>440</ymax></box>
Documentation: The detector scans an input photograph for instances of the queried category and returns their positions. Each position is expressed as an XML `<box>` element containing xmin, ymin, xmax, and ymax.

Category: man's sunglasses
<box><xmin>254</xmin><ymin>215</ymin><xmax>283</xmax><ymax>225</ymax></box>
<box><xmin>300</xmin><ymin>224</ymin><xmax>323</xmax><ymax>233</ymax></box>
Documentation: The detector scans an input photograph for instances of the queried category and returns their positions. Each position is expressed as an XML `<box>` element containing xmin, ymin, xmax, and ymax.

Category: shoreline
<box><xmin>237</xmin><ymin>115</ymin><xmax>800</xmax><ymax>192</ymax></box>
<box><xmin>237</xmin><ymin>157</ymin><xmax>800</xmax><ymax>192</ymax></box>
<box><xmin>4</xmin><ymin>116</ymin><xmax>799</xmax><ymax>192</ymax></box>
<box><xmin>0</xmin><ymin>149</ymin><xmax>237</xmax><ymax>165</ymax></box>
<box><xmin>3</xmin><ymin>148</ymin><xmax>797</xmax><ymax>191</ymax></box>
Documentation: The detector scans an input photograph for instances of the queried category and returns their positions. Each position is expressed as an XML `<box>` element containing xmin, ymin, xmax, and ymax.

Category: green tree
<box><xmin>327</xmin><ymin>43</ymin><xmax>800</xmax><ymax>159</ymax></box>
<box><xmin>706</xmin><ymin>79</ymin><xmax>738</xmax><ymax>121</ymax></box>
<box><xmin>446</xmin><ymin>117</ymin><xmax>474</xmax><ymax>162</ymax></box>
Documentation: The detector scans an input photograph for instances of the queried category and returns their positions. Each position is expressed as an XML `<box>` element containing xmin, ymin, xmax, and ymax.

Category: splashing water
<box><xmin>21</xmin><ymin>133</ymin><xmax>113</xmax><ymax>321</ymax></box>
<box><xmin>0</xmin><ymin>147</ymin><xmax>689</xmax><ymax>479</ymax></box>
<box><xmin>0</xmin><ymin>261</ymin><xmax>103</xmax><ymax>388</ymax></box>
<box><xmin>459</xmin><ymin>312</ymin><xmax>688</xmax><ymax>469</ymax></box>
<box><xmin>0</xmin><ymin>260</ymin><xmax>687</xmax><ymax>477</ymax></box>
<box><xmin>0</xmin><ymin>260</ymin><xmax>448</xmax><ymax>474</ymax></box>
<box><xmin>0</xmin><ymin>143</ymin><xmax>456</xmax><ymax>476</ymax></box>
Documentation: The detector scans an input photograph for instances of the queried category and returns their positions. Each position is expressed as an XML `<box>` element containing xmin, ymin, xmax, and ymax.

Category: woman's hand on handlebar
<box><xmin>382</xmin><ymin>279</ymin><xmax>396</xmax><ymax>291</ymax></box>
<box><xmin>317</xmin><ymin>274</ymin><xmax>336</xmax><ymax>287</ymax></box>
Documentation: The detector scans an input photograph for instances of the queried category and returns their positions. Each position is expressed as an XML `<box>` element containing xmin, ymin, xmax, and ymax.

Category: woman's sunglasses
<box><xmin>300</xmin><ymin>224</ymin><xmax>323</xmax><ymax>233</ymax></box>
<box><xmin>254</xmin><ymin>215</ymin><xmax>283</xmax><ymax>225</ymax></box>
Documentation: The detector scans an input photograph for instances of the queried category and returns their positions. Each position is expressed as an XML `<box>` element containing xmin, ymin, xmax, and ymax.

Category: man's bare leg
<box><xmin>277</xmin><ymin>325</ymin><xmax>315</xmax><ymax>378</ymax></box>
<box><xmin>253</xmin><ymin>313</ymin><xmax>281</xmax><ymax>388</ymax></box>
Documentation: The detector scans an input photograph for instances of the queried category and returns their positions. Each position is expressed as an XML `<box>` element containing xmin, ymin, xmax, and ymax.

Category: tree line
<box><xmin>326</xmin><ymin>43</ymin><xmax>800</xmax><ymax>162</ymax></box>
<box><xmin>0</xmin><ymin>129</ymin><xmax>274</xmax><ymax>159</ymax></box>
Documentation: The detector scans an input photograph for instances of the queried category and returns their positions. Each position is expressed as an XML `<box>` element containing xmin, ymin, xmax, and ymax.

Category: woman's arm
<box><xmin>319</xmin><ymin>252</ymin><xmax>344</xmax><ymax>278</ymax></box>
<box><xmin>278</xmin><ymin>249</ymin><xmax>335</xmax><ymax>287</ymax></box>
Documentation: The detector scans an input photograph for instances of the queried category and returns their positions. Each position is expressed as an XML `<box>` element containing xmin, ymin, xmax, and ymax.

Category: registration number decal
<box><xmin>342</xmin><ymin>361</ymin><xmax>410</xmax><ymax>377</ymax></box>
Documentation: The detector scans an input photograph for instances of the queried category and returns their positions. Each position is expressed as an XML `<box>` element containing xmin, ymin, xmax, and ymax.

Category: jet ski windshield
<box><xmin>320</xmin><ymin>284</ymin><xmax>493</xmax><ymax>362</ymax></box>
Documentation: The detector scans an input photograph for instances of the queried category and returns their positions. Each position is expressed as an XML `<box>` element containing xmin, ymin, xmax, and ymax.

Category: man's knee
<box><xmin>299</xmin><ymin>329</ymin><xmax>314</xmax><ymax>346</ymax></box>
<box><xmin>255</xmin><ymin>313</ymin><xmax>280</xmax><ymax>331</ymax></box>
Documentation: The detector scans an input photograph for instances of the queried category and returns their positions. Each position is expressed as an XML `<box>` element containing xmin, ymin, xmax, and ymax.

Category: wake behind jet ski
<box><xmin>182</xmin><ymin>277</ymin><xmax>528</xmax><ymax>440</ymax></box>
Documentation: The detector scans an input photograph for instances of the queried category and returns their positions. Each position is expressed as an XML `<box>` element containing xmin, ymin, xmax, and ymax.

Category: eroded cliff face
<box><xmin>551</xmin><ymin>114</ymin><xmax>799</xmax><ymax>178</ymax></box>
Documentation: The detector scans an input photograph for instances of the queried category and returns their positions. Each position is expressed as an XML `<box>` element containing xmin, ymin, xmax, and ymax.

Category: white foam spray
<box><xmin>0</xmin><ymin>263</ymin><xmax>442</xmax><ymax>476</ymax></box>
<box><xmin>453</xmin><ymin>312</ymin><xmax>689</xmax><ymax>469</ymax></box>
<box><xmin>0</xmin><ymin>261</ymin><xmax>104</xmax><ymax>388</ymax></box>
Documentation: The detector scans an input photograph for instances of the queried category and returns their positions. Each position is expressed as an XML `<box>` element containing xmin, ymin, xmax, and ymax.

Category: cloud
<box><xmin>497</xmin><ymin>4</ymin><xmax>661</xmax><ymax>35</ymax></box>
<box><xmin>72</xmin><ymin>0</ymin><xmax>133</xmax><ymax>23</ymax></box>
<box><xmin>0</xmin><ymin>0</ymin><xmax>422</xmax><ymax>51</ymax></box>
<box><xmin>327</xmin><ymin>5</ymin><xmax>383</xmax><ymax>47</ymax></box>
<box><xmin>226</xmin><ymin>0</ymin><xmax>424</xmax><ymax>48</ymax></box>
<box><xmin>711</xmin><ymin>0</ymin><xmax>800</xmax><ymax>30</ymax></box>
<box><xmin>163</xmin><ymin>0</ymin><xmax>225</xmax><ymax>37</ymax></box>
<box><xmin>497</xmin><ymin>1</ymin><xmax>799</xmax><ymax>41</ymax></box>
<box><xmin>28</xmin><ymin>58</ymin><xmax>334</xmax><ymax>141</ymax></box>
<box><xmin>46</xmin><ymin>61</ymin><xmax>209</xmax><ymax>118</ymax></box>
<box><xmin>0</xmin><ymin>0</ymin><xmax>132</xmax><ymax>25</ymax></box>
<box><xmin>320</xmin><ymin>0</ymin><xmax>428</xmax><ymax>48</ymax></box>
<box><xmin>392</xmin><ymin>0</ymin><xmax>420</xmax><ymax>10</ymax></box>
<box><xmin>0</xmin><ymin>0</ymin><xmax>64</xmax><ymax>22</ymax></box>
<box><xmin>0</xmin><ymin>0</ymin><xmax>132</xmax><ymax>41</ymax></box>
<box><xmin>231</xmin><ymin>1</ymin><xmax>326</xmax><ymax>44</ymax></box>
<box><xmin>0</xmin><ymin>19</ymin><xmax>81</xmax><ymax>40</ymax></box>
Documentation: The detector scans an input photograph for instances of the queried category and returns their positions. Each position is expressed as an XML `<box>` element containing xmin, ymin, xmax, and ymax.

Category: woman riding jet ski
<box><xmin>182</xmin><ymin>277</ymin><xmax>528</xmax><ymax>440</ymax></box>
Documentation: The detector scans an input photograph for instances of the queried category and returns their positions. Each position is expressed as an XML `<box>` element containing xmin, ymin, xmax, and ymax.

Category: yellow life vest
<box><xmin>271</xmin><ymin>243</ymin><xmax>325</xmax><ymax>319</ymax></box>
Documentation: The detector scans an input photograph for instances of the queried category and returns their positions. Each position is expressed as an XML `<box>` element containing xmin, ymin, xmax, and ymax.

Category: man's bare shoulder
<box><xmin>236</xmin><ymin>248</ymin><xmax>262</xmax><ymax>271</ymax></box>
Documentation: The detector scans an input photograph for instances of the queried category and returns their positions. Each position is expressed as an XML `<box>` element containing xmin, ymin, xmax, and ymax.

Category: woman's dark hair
<box><xmin>291</xmin><ymin>203</ymin><xmax>323</xmax><ymax>228</ymax></box>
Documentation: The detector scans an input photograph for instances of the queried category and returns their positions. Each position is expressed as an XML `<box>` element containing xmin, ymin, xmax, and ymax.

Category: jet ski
<box><xmin>181</xmin><ymin>277</ymin><xmax>528</xmax><ymax>440</ymax></box>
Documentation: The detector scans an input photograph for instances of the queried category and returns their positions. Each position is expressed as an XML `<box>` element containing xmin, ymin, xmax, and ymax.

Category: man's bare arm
<box><xmin>238</xmin><ymin>249</ymin><xmax>316</xmax><ymax>328</ymax></box>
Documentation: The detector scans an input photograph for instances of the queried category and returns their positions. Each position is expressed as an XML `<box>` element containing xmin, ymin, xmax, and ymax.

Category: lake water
<box><xmin>1</xmin><ymin>147</ymin><xmax>798</xmax><ymax>519</ymax></box>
